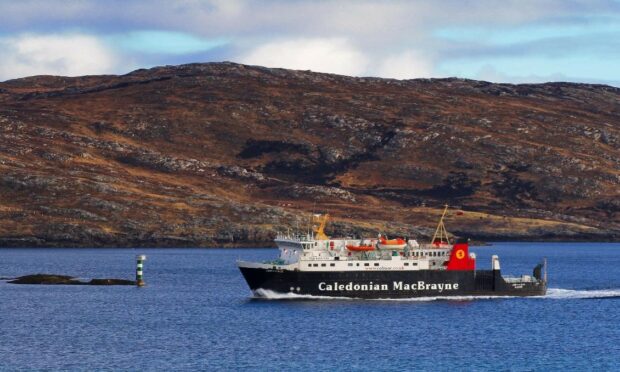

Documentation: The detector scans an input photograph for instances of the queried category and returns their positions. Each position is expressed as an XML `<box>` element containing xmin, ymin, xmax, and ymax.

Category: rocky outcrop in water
<box><xmin>7</xmin><ymin>274</ymin><xmax>135</xmax><ymax>285</ymax></box>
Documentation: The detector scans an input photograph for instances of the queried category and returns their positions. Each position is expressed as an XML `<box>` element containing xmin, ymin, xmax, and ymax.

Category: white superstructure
<box><xmin>238</xmin><ymin>214</ymin><xmax>463</xmax><ymax>272</ymax></box>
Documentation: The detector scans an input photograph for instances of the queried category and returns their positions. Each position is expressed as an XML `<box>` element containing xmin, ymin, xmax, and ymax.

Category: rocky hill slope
<box><xmin>0</xmin><ymin>62</ymin><xmax>619</xmax><ymax>247</ymax></box>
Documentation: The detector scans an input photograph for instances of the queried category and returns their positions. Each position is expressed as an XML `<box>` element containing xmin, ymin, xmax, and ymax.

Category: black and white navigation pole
<box><xmin>136</xmin><ymin>255</ymin><xmax>146</xmax><ymax>287</ymax></box>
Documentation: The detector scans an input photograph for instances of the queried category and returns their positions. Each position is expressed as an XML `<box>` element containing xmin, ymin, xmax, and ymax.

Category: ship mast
<box><xmin>312</xmin><ymin>213</ymin><xmax>330</xmax><ymax>240</ymax></box>
<box><xmin>430</xmin><ymin>205</ymin><xmax>450</xmax><ymax>245</ymax></box>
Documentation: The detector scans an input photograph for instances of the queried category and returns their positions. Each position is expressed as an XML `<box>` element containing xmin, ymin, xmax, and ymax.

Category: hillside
<box><xmin>0</xmin><ymin>62</ymin><xmax>619</xmax><ymax>247</ymax></box>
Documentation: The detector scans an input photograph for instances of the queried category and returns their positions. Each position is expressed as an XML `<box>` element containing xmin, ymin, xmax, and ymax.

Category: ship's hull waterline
<box><xmin>239</xmin><ymin>266</ymin><xmax>547</xmax><ymax>299</ymax></box>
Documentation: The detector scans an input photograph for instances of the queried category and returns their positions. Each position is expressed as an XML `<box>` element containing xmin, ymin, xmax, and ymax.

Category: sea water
<box><xmin>1</xmin><ymin>243</ymin><xmax>619</xmax><ymax>371</ymax></box>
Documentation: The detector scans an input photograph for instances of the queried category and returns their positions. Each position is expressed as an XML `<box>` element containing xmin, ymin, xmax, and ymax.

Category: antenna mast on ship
<box><xmin>430</xmin><ymin>204</ymin><xmax>450</xmax><ymax>245</ymax></box>
<box><xmin>312</xmin><ymin>213</ymin><xmax>330</xmax><ymax>240</ymax></box>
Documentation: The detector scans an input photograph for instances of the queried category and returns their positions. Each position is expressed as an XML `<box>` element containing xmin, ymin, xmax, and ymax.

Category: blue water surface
<box><xmin>1</xmin><ymin>243</ymin><xmax>619</xmax><ymax>371</ymax></box>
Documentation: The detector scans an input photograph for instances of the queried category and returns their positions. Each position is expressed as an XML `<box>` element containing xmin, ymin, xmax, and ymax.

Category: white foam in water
<box><xmin>253</xmin><ymin>289</ymin><xmax>354</xmax><ymax>300</ymax></box>
<box><xmin>543</xmin><ymin>288</ymin><xmax>620</xmax><ymax>299</ymax></box>
<box><xmin>253</xmin><ymin>288</ymin><xmax>620</xmax><ymax>301</ymax></box>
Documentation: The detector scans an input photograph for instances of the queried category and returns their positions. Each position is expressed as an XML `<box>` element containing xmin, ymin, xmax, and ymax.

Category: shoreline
<box><xmin>1</xmin><ymin>237</ymin><xmax>619</xmax><ymax>249</ymax></box>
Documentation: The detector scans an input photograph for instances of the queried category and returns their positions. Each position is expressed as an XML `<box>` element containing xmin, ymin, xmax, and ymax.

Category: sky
<box><xmin>1</xmin><ymin>0</ymin><xmax>620</xmax><ymax>86</ymax></box>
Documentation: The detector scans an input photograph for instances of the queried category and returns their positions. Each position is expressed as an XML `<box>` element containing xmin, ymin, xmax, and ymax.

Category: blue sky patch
<box><xmin>109</xmin><ymin>30</ymin><xmax>229</xmax><ymax>55</ymax></box>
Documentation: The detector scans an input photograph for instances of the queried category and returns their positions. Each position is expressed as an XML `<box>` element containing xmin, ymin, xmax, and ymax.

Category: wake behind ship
<box><xmin>238</xmin><ymin>207</ymin><xmax>547</xmax><ymax>299</ymax></box>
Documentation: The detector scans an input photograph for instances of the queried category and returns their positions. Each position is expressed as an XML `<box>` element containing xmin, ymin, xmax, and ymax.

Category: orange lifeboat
<box><xmin>377</xmin><ymin>237</ymin><xmax>407</xmax><ymax>250</ymax></box>
<box><xmin>346</xmin><ymin>244</ymin><xmax>375</xmax><ymax>252</ymax></box>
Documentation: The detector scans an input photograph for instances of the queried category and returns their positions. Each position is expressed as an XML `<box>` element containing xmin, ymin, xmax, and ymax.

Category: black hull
<box><xmin>239</xmin><ymin>267</ymin><xmax>547</xmax><ymax>299</ymax></box>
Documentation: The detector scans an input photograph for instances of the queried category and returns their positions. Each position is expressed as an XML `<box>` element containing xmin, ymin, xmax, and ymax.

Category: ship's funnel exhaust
<box><xmin>446</xmin><ymin>239</ymin><xmax>476</xmax><ymax>270</ymax></box>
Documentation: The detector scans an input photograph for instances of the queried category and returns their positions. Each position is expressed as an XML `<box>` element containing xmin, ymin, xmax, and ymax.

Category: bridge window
<box><xmin>374</xmin><ymin>263</ymin><xmax>379</xmax><ymax>267</ymax></box>
<box><xmin>321</xmin><ymin>263</ymin><xmax>326</xmax><ymax>267</ymax></box>
<box><xmin>404</xmin><ymin>263</ymin><xmax>409</xmax><ymax>266</ymax></box>
<box><xmin>330</xmin><ymin>263</ymin><xmax>335</xmax><ymax>267</ymax></box>
<box><xmin>364</xmin><ymin>263</ymin><xmax>369</xmax><ymax>267</ymax></box>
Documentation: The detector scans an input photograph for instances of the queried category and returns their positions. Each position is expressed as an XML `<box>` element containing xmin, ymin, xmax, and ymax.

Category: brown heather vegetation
<box><xmin>0</xmin><ymin>62</ymin><xmax>619</xmax><ymax>247</ymax></box>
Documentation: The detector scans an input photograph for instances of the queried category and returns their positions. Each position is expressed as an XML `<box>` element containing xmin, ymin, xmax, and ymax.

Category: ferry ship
<box><xmin>237</xmin><ymin>207</ymin><xmax>547</xmax><ymax>299</ymax></box>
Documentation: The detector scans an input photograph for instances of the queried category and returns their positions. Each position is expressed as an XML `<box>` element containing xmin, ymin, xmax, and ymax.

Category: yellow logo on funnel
<box><xmin>456</xmin><ymin>249</ymin><xmax>465</xmax><ymax>259</ymax></box>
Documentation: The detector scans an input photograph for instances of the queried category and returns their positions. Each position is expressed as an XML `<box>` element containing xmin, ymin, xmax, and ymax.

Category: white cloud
<box><xmin>0</xmin><ymin>1</ymin><xmax>619</xmax><ymax>84</ymax></box>
<box><xmin>1</xmin><ymin>1</ymin><xmax>610</xmax><ymax>39</ymax></box>
<box><xmin>238</xmin><ymin>38</ymin><xmax>369</xmax><ymax>76</ymax></box>
<box><xmin>375</xmin><ymin>51</ymin><xmax>435</xmax><ymax>79</ymax></box>
<box><xmin>0</xmin><ymin>34</ymin><xmax>119</xmax><ymax>80</ymax></box>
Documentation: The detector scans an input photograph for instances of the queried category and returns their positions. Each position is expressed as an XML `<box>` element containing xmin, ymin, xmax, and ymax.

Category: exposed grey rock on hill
<box><xmin>0</xmin><ymin>62</ymin><xmax>619</xmax><ymax>247</ymax></box>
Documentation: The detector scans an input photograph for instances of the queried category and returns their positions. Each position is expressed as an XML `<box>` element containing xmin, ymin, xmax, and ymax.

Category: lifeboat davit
<box><xmin>377</xmin><ymin>237</ymin><xmax>406</xmax><ymax>250</ymax></box>
<box><xmin>346</xmin><ymin>244</ymin><xmax>375</xmax><ymax>252</ymax></box>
